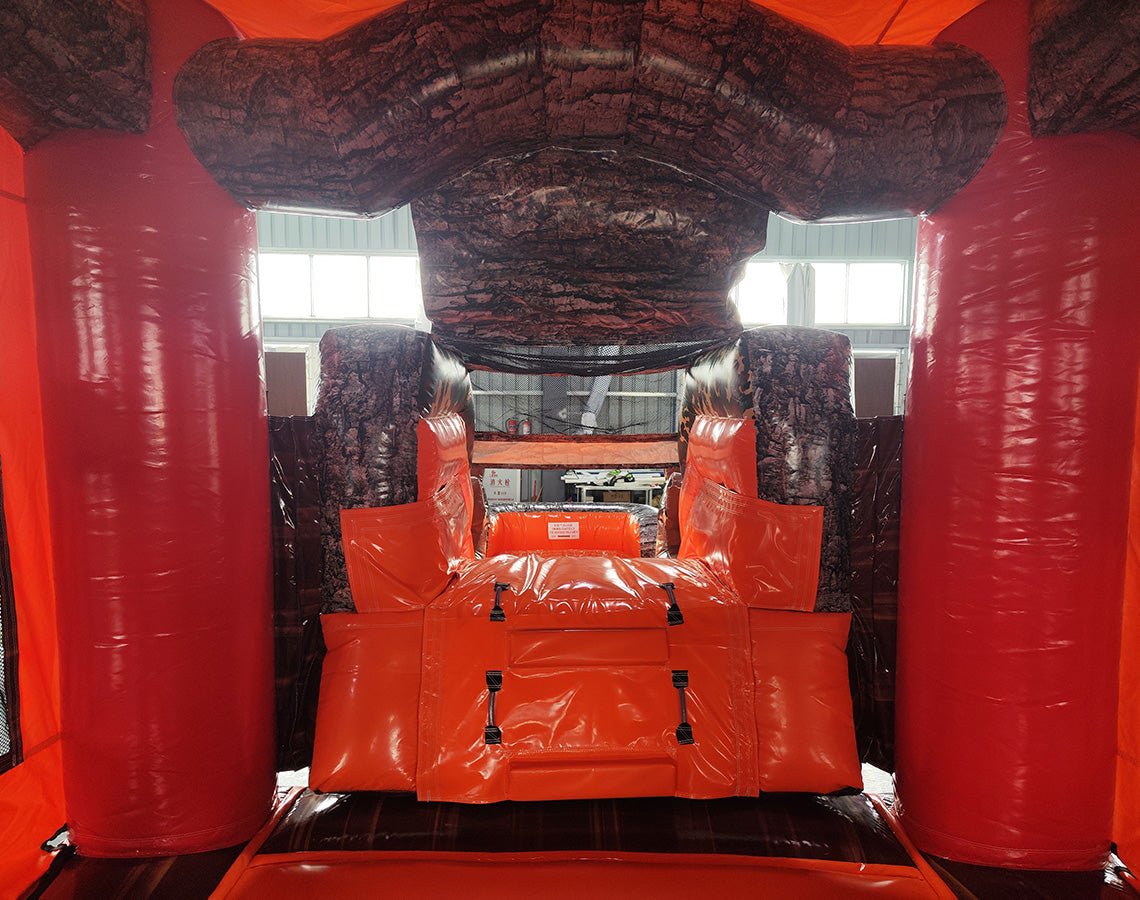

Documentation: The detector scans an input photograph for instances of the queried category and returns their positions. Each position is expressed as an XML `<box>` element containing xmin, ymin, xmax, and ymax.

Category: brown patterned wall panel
<box><xmin>848</xmin><ymin>415</ymin><xmax>902</xmax><ymax>771</ymax></box>
<box><xmin>1029</xmin><ymin>0</ymin><xmax>1140</xmax><ymax>139</ymax></box>
<box><xmin>0</xmin><ymin>0</ymin><xmax>150</xmax><ymax>149</ymax></box>
<box><xmin>175</xmin><ymin>0</ymin><xmax>1005</xmax><ymax>220</ymax></box>
<box><xmin>411</xmin><ymin>147</ymin><xmax>767</xmax><ymax>344</ymax></box>
<box><xmin>174</xmin><ymin>0</ymin><xmax>1004</xmax><ymax>346</ymax></box>
<box><xmin>269</xmin><ymin>416</ymin><xmax>325</xmax><ymax>771</ymax></box>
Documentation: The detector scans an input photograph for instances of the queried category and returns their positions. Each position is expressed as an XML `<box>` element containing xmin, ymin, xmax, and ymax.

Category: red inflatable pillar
<box><xmin>23</xmin><ymin>1</ymin><xmax>275</xmax><ymax>855</ymax></box>
<box><xmin>897</xmin><ymin>0</ymin><xmax>1140</xmax><ymax>870</ymax></box>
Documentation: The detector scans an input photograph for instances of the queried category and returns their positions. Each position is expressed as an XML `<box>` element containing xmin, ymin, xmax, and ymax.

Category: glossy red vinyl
<box><xmin>680</xmin><ymin>475</ymin><xmax>823</xmax><ymax>611</ymax></box>
<box><xmin>22</xmin><ymin>0</ymin><xmax>275</xmax><ymax>856</ymax></box>
<box><xmin>219</xmin><ymin>853</ymin><xmax>953</xmax><ymax>900</ymax></box>
<box><xmin>310</xmin><ymin>611</ymin><xmax>424</xmax><ymax>792</ymax></box>
<box><xmin>485</xmin><ymin>510</ymin><xmax>642</xmax><ymax>557</ymax></box>
<box><xmin>341</xmin><ymin>473</ymin><xmax>474</xmax><ymax>612</ymax></box>
<box><xmin>1117</xmin><ymin>388</ymin><xmax>1140</xmax><ymax>870</ymax></box>
<box><xmin>896</xmin><ymin>0</ymin><xmax>1140</xmax><ymax>870</ymax></box>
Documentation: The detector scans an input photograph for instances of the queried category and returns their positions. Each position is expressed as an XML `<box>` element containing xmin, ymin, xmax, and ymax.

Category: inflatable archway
<box><xmin>0</xmin><ymin>0</ymin><xmax>1137</xmax><ymax>896</ymax></box>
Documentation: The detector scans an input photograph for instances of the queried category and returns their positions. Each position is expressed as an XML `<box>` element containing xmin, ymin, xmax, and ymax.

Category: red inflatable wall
<box><xmin>0</xmin><ymin>129</ymin><xmax>66</xmax><ymax>891</ymax></box>
<box><xmin>1117</xmin><ymin>386</ymin><xmax>1140</xmax><ymax>870</ymax></box>
<box><xmin>22</xmin><ymin>0</ymin><xmax>275</xmax><ymax>856</ymax></box>
<box><xmin>896</xmin><ymin>0</ymin><xmax>1140</xmax><ymax>870</ymax></box>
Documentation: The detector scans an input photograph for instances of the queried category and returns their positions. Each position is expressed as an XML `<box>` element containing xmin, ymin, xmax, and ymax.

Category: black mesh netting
<box><xmin>0</xmin><ymin>615</ymin><xmax>8</xmax><ymax>759</ymax></box>
<box><xmin>438</xmin><ymin>337</ymin><xmax>738</xmax><ymax>376</ymax></box>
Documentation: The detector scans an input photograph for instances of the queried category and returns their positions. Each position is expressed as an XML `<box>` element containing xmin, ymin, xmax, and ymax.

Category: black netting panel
<box><xmin>0</xmin><ymin>611</ymin><xmax>8</xmax><ymax>759</ymax></box>
<box><xmin>472</xmin><ymin>371</ymin><xmax>681</xmax><ymax>436</ymax></box>
<box><xmin>439</xmin><ymin>338</ymin><xmax>738</xmax><ymax>376</ymax></box>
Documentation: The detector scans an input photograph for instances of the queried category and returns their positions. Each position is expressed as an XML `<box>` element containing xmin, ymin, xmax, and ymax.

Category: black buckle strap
<box><xmin>490</xmin><ymin>581</ymin><xmax>510</xmax><ymax>622</ymax></box>
<box><xmin>673</xmin><ymin>670</ymin><xmax>694</xmax><ymax>745</ymax></box>
<box><xmin>484</xmin><ymin>670</ymin><xmax>503</xmax><ymax>744</ymax></box>
<box><xmin>660</xmin><ymin>582</ymin><xmax>683</xmax><ymax>626</ymax></box>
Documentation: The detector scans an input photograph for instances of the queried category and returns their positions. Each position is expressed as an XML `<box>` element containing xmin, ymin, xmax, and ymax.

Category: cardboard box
<box><xmin>602</xmin><ymin>490</ymin><xmax>632</xmax><ymax>502</ymax></box>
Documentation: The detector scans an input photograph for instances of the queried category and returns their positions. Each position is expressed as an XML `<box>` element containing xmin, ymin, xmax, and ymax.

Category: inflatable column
<box><xmin>23</xmin><ymin>0</ymin><xmax>275</xmax><ymax>855</ymax></box>
<box><xmin>897</xmin><ymin>0</ymin><xmax>1140</xmax><ymax>870</ymax></box>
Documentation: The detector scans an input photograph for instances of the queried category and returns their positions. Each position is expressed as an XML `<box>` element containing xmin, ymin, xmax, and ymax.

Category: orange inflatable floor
<box><xmin>220</xmin><ymin>854</ymin><xmax>947</xmax><ymax>899</ymax></box>
<box><xmin>210</xmin><ymin>789</ymin><xmax>955</xmax><ymax>899</ymax></box>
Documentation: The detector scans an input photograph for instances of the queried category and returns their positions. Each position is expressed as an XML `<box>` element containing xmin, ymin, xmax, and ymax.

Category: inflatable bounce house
<box><xmin>0</xmin><ymin>0</ymin><xmax>1138</xmax><ymax>896</ymax></box>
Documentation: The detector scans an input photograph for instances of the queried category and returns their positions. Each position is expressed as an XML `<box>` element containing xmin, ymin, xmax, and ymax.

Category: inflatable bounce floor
<box><xmin>1</xmin><ymin>0</ymin><xmax>1138</xmax><ymax>897</ymax></box>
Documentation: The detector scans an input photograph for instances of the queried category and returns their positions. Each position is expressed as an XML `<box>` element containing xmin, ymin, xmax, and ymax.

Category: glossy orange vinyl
<box><xmin>417</xmin><ymin>554</ymin><xmax>756</xmax><ymax>802</ymax></box>
<box><xmin>417</xmin><ymin>414</ymin><xmax>471</xmax><ymax>499</ymax></box>
<box><xmin>485</xmin><ymin>510</ymin><xmax>641</xmax><ymax>557</ymax></box>
<box><xmin>203</xmin><ymin>0</ymin><xmax>985</xmax><ymax>46</ymax></box>
<box><xmin>679</xmin><ymin>416</ymin><xmax>759</xmax><ymax>526</ymax></box>
<box><xmin>750</xmin><ymin>610</ymin><xmax>862</xmax><ymax>793</ymax></box>
<box><xmin>310</xmin><ymin>611</ymin><xmax>424</xmax><ymax>792</ymax></box>
<box><xmin>680</xmin><ymin>475</ymin><xmax>823</xmax><ymax>612</ymax></box>
<box><xmin>0</xmin><ymin>128</ymin><xmax>65</xmax><ymax>894</ymax></box>
<box><xmin>340</xmin><ymin>472</ymin><xmax>473</xmax><ymax>612</ymax></box>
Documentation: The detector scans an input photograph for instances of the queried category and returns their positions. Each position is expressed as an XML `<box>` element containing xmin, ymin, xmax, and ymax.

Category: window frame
<box><xmin>0</xmin><ymin>458</ymin><xmax>23</xmax><ymax>774</ymax></box>
<box><xmin>257</xmin><ymin>249</ymin><xmax>426</xmax><ymax>326</ymax></box>
<box><xmin>730</xmin><ymin>260</ymin><xmax>792</xmax><ymax>327</ymax></box>
<box><xmin>730</xmin><ymin>256</ymin><xmax>912</xmax><ymax>329</ymax></box>
<box><xmin>809</xmin><ymin>258</ymin><xmax>912</xmax><ymax>328</ymax></box>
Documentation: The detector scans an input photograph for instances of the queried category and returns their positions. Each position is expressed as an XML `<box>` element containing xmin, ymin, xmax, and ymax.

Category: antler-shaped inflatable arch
<box><xmin>174</xmin><ymin>0</ymin><xmax>1005</xmax><ymax>343</ymax></box>
<box><xmin>174</xmin><ymin>0</ymin><xmax>1005</xmax><ymax>221</ymax></box>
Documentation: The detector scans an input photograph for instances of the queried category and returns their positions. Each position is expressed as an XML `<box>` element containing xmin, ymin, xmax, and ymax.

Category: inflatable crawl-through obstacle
<box><xmin>306</xmin><ymin>325</ymin><xmax>857</xmax><ymax>800</ymax></box>
<box><xmin>0</xmin><ymin>0</ymin><xmax>1138</xmax><ymax>895</ymax></box>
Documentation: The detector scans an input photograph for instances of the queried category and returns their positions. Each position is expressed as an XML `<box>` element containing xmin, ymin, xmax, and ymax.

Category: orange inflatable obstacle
<box><xmin>310</xmin><ymin>404</ymin><xmax>860</xmax><ymax>801</ymax></box>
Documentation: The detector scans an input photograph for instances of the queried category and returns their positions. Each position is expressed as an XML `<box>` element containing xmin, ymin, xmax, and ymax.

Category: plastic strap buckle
<box><xmin>491</xmin><ymin>581</ymin><xmax>510</xmax><ymax>622</ymax></box>
<box><xmin>660</xmin><ymin>582</ymin><xmax>683</xmax><ymax>626</ymax></box>
<box><xmin>484</xmin><ymin>669</ymin><xmax>503</xmax><ymax>744</ymax></box>
<box><xmin>672</xmin><ymin>669</ymin><xmax>694</xmax><ymax>745</ymax></box>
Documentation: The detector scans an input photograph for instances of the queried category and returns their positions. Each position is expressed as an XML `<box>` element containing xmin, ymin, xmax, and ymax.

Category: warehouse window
<box><xmin>813</xmin><ymin>261</ymin><xmax>907</xmax><ymax>325</ymax></box>
<box><xmin>732</xmin><ymin>261</ymin><xmax>788</xmax><ymax>325</ymax></box>
<box><xmin>0</xmin><ymin>460</ymin><xmax>21</xmax><ymax>773</ymax></box>
<box><xmin>258</xmin><ymin>252</ymin><xmax>425</xmax><ymax>321</ymax></box>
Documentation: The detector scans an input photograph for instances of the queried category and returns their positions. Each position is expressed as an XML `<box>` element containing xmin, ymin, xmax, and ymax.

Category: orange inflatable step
<box><xmin>485</xmin><ymin>509</ymin><xmax>642</xmax><ymax>557</ymax></box>
<box><xmin>310</xmin><ymin>611</ymin><xmax>424</xmax><ymax>792</ymax></box>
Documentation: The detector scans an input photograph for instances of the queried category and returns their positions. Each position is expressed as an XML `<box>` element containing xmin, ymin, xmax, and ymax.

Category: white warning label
<box><xmin>547</xmin><ymin>521</ymin><xmax>581</xmax><ymax>540</ymax></box>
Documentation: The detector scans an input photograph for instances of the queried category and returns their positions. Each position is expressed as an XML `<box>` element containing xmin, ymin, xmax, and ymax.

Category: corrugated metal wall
<box><xmin>256</xmin><ymin>208</ymin><xmax>917</xmax><ymax>262</ymax></box>
<box><xmin>759</xmin><ymin>214</ymin><xmax>916</xmax><ymax>261</ymax></box>
<box><xmin>469</xmin><ymin>371</ymin><xmax>544</xmax><ymax>432</ymax></box>
<box><xmin>257</xmin><ymin>208</ymin><xmax>417</xmax><ymax>253</ymax></box>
